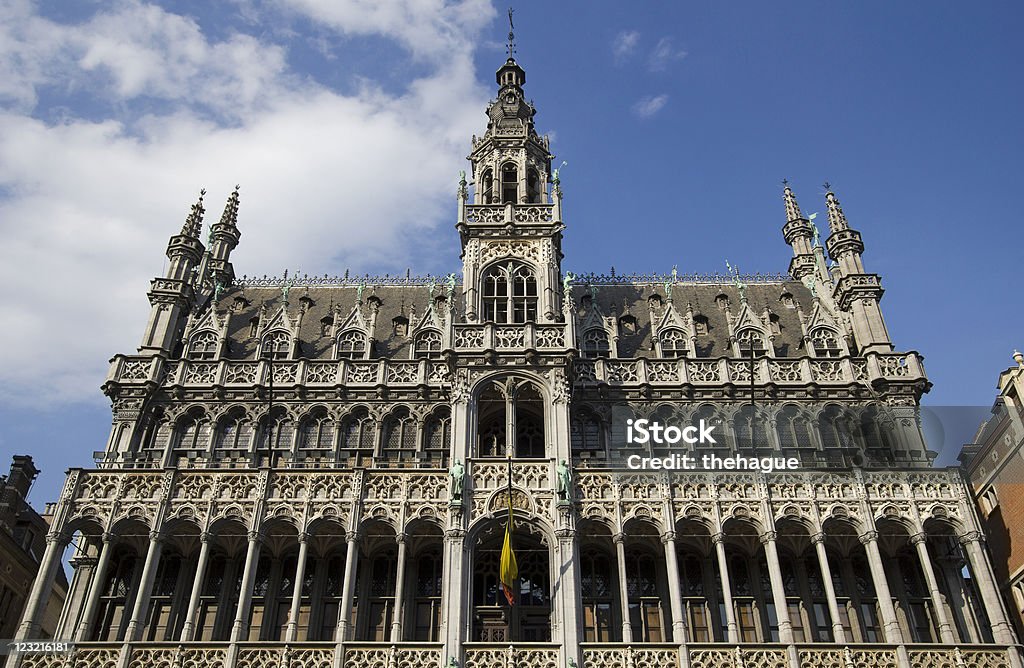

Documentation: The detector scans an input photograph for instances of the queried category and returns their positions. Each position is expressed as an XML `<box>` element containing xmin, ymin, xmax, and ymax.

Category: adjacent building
<box><xmin>10</xmin><ymin>49</ymin><xmax>1023</xmax><ymax>668</ymax></box>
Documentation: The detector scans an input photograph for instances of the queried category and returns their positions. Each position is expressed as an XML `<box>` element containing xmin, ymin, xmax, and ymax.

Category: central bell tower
<box><xmin>458</xmin><ymin>51</ymin><xmax>565</xmax><ymax>324</ymax></box>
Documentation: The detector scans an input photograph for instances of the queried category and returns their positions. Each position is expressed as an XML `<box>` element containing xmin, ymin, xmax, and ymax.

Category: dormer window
<box><xmin>482</xmin><ymin>262</ymin><xmax>537</xmax><ymax>324</ymax></box>
<box><xmin>320</xmin><ymin>316</ymin><xmax>333</xmax><ymax>338</ymax></box>
<box><xmin>715</xmin><ymin>294</ymin><xmax>730</xmax><ymax>310</ymax></box>
<box><xmin>660</xmin><ymin>328</ymin><xmax>688</xmax><ymax>358</ymax></box>
<box><xmin>693</xmin><ymin>315</ymin><xmax>709</xmax><ymax>336</ymax></box>
<box><xmin>810</xmin><ymin>328</ymin><xmax>842</xmax><ymax>357</ymax></box>
<box><xmin>501</xmin><ymin>163</ymin><xmax>518</xmax><ymax>204</ymax></box>
<box><xmin>414</xmin><ymin>330</ymin><xmax>443</xmax><ymax>359</ymax></box>
<box><xmin>261</xmin><ymin>330</ymin><xmax>291</xmax><ymax>360</ymax></box>
<box><xmin>736</xmin><ymin>328</ymin><xmax>767</xmax><ymax>357</ymax></box>
<box><xmin>232</xmin><ymin>296</ymin><xmax>249</xmax><ymax>312</ymax></box>
<box><xmin>393</xmin><ymin>316</ymin><xmax>409</xmax><ymax>337</ymax></box>
<box><xmin>187</xmin><ymin>330</ymin><xmax>219</xmax><ymax>360</ymax></box>
<box><xmin>337</xmin><ymin>330</ymin><xmax>367</xmax><ymax>359</ymax></box>
<box><xmin>769</xmin><ymin>314</ymin><xmax>782</xmax><ymax>335</ymax></box>
<box><xmin>780</xmin><ymin>292</ymin><xmax>795</xmax><ymax>308</ymax></box>
<box><xmin>618</xmin><ymin>315</ymin><xmax>637</xmax><ymax>336</ymax></box>
<box><xmin>581</xmin><ymin>329</ymin><xmax>610</xmax><ymax>359</ymax></box>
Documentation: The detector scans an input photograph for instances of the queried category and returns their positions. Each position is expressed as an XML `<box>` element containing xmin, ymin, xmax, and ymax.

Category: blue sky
<box><xmin>1</xmin><ymin>1</ymin><xmax>1021</xmax><ymax>503</ymax></box>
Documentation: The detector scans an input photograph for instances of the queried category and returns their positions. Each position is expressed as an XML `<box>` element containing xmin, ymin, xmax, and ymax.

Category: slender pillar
<box><xmin>75</xmin><ymin>533</ymin><xmax>115</xmax><ymax>641</ymax></box>
<box><xmin>760</xmin><ymin>531</ymin><xmax>794</xmax><ymax>643</ymax></box>
<box><xmin>960</xmin><ymin>532</ymin><xmax>1017</xmax><ymax>645</ymax></box>
<box><xmin>613</xmin><ymin>533</ymin><xmax>633</xmax><ymax>643</ymax></box>
<box><xmin>661</xmin><ymin>531</ymin><xmax>688</xmax><ymax>643</ymax></box>
<box><xmin>390</xmin><ymin>533</ymin><xmax>408</xmax><ymax>642</ymax></box>
<box><xmin>179</xmin><ymin>532</ymin><xmax>212</xmax><ymax>641</ymax></box>
<box><xmin>909</xmin><ymin>533</ymin><xmax>955</xmax><ymax>643</ymax></box>
<box><xmin>336</xmin><ymin>534</ymin><xmax>360</xmax><ymax>641</ymax></box>
<box><xmin>125</xmin><ymin>530</ymin><xmax>165</xmax><ymax>641</ymax></box>
<box><xmin>285</xmin><ymin>532</ymin><xmax>310</xmax><ymax>642</ymax></box>
<box><xmin>442</xmin><ymin>528</ymin><xmax>467</xmax><ymax>665</ymax></box>
<box><xmin>810</xmin><ymin>532</ymin><xmax>847</xmax><ymax>644</ymax></box>
<box><xmin>15</xmin><ymin>531</ymin><xmax>70</xmax><ymax>640</ymax></box>
<box><xmin>230</xmin><ymin>530</ymin><xmax>263</xmax><ymax>642</ymax></box>
<box><xmin>712</xmin><ymin>533</ymin><xmax>738</xmax><ymax>643</ymax></box>
<box><xmin>859</xmin><ymin>531</ymin><xmax>904</xmax><ymax>643</ymax></box>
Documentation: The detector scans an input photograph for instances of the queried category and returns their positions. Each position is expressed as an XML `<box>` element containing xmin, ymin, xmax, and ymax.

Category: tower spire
<box><xmin>780</xmin><ymin>181</ymin><xmax>817</xmax><ymax>282</ymax></box>
<box><xmin>782</xmin><ymin>179</ymin><xmax>803</xmax><ymax>222</ymax></box>
<box><xmin>506</xmin><ymin>7</ymin><xmax>516</xmax><ymax>59</ymax></box>
<box><xmin>208</xmin><ymin>185</ymin><xmax>242</xmax><ymax>286</ymax></box>
<box><xmin>824</xmin><ymin>183</ymin><xmax>850</xmax><ymax>233</ymax></box>
<box><xmin>181</xmin><ymin>189</ymin><xmax>206</xmax><ymax>238</ymax></box>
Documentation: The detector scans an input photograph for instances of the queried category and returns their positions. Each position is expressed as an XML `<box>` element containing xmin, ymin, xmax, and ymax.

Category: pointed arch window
<box><xmin>526</xmin><ymin>168</ymin><xmax>541</xmax><ymax>203</ymax></box>
<box><xmin>810</xmin><ymin>328</ymin><xmax>842</xmax><ymax>357</ymax></box>
<box><xmin>581</xmin><ymin>328</ymin><xmax>610</xmax><ymax>359</ymax></box>
<box><xmin>571</xmin><ymin>410</ymin><xmax>605</xmax><ymax>460</ymax></box>
<box><xmin>412</xmin><ymin>550</ymin><xmax>444</xmax><ymax>641</ymax></box>
<box><xmin>381</xmin><ymin>407</ymin><xmax>417</xmax><ymax>466</ymax></box>
<box><xmin>337</xmin><ymin>330</ymin><xmax>367</xmax><ymax>359</ymax></box>
<box><xmin>175</xmin><ymin>410</ymin><xmax>211</xmax><ymax>457</ymax></box>
<box><xmin>476</xmin><ymin>380</ymin><xmax>546</xmax><ymax>458</ymax></box>
<box><xmin>659</xmin><ymin>328</ymin><xmax>689</xmax><ymax>358</ymax></box>
<box><xmin>261</xmin><ymin>330</ymin><xmax>291</xmax><ymax>360</ymax></box>
<box><xmin>501</xmin><ymin>162</ymin><xmax>518</xmax><ymax>204</ymax></box>
<box><xmin>735</xmin><ymin>328</ymin><xmax>767</xmax><ymax>357</ymax></box>
<box><xmin>423</xmin><ymin>409</ymin><xmax>451</xmax><ymax>466</ymax></box>
<box><xmin>216</xmin><ymin>409</ymin><xmax>253</xmax><ymax>457</ymax></box>
<box><xmin>818</xmin><ymin>405</ymin><xmax>856</xmax><ymax>450</ymax></box>
<box><xmin>299</xmin><ymin>408</ymin><xmax>335</xmax><ymax>460</ymax></box>
<box><xmin>339</xmin><ymin>408</ymin><xmax>374</xmax><ymax>467</ymax></box>
<box><xmin>188</xmin><ymin>330</ymin><xmax>219</xmax><ymax>360</ymax></box>
<box><xmin>480</xmin><ymin>168</ymin><xmax>494</xmax><ymax>204</ymax></box>
<box><xmin>776</xmin><ymin>405</ymin><xmax>813</xmax><ymax>451</ymax></box>
<box><xmin>482</xmin><ymin>262</ymin><xmax>537</xmax><ymax>324</ymax></box>
<box><xmin>580</xmin><ymin>549</ymin><xmax>615</xmax><ymax>642</ymax></box>
<box><xmin>734</xmin><ymin>405</ymin><xmax>769</xmax><ymax>450</ymax></box>
<box><xmin>414</xmin><ymin>330</ymin><xmax>443</xmax><ymax>359</ymax></box>
<box><xmin>259</xmin><ymin>407</ymin><xmax>294</xmax><ymax>460</ymax></box>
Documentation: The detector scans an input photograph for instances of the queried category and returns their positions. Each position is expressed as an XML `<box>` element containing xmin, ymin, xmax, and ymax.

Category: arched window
<box><xmin>261</xmin><ymin>330</ymin><xmax>291</xmax><ymax>360</ymax></box>
<box><xmin>618</xmin><ymin>315</ymin><xmax>637</xmax><ymax>336</ymax></box>
<box><xmin>337</xmin><ymin>330</ymin><xmax>367</xmax><ymax>359</ymax></box>
<box><xmin>93</xmin><ymin>550</ymin><xmax>139</xmax><ymax>640</ymax></box>
<box><xmin>768</xmin><ymin>313</ymin><xmax>782</xmax><ymax>335</ymax></box>
<box><xmin>298</xmin><ymin>408</ymin><xmax>334</xmax><ymax>460</ymax></box>
<box><xmin>581</xmin><ymin>328</ymin><xmax>610</xmax><ymax>359</ymax></box>
<box><xmin>693</xmin><ymin>315</ymin><xmax>709</xmax><ymax>336</ymax></box>
<box><xmin>776</xmin><ymin>405</ymin><xmax>813</xmax><ymax>451</ymax></box>
<box><xmin>481</xmin><ymin>168</ymin><xmax>494</xmax><ymax>204</ymax></box>
<box><xmin>482</xmin><ymin>262</ymin><xmax>538</xmax><ymax>324</ymax></box>
<box><xmin>515</xmin><ymin>384</ymin><xmax>545</xmax><ymax>458</ymax></box>
<box><xmin>259</xmin><ymin>407</ymin><xmax>294</xmax><ymax>461</ymax></box>
<box><xmin>571</xmin><ymin>411</ymin><xmax>604</xmax><ymax>461</ymax></box>
<box><xmin>715</xmin><ymin>294</ymin><xmax>730</xmax><ymax>310</ymax></box>
<box><xmin>818</xmin><ymin>405</ymin><xmax>856</xmax><ymax>450</ymax></box>
<box><xmin>476</xmin><ymin>380</ymin><xmax>546</xmax><ymax>458</ymax></box>
<box><xmin>477</xmin><ymin>384</ymin><xmax>507</xmax><ymax>458</ymax></box>
<box><xmin>660</xmin><ymin>328</ymin><xmax>688</xmax><ymax>358</ymax></box>
<box><xmin>319</xmin><ymin>315</ymin><xmax>333</xmax><ymax>338</ymax></box>
<box><xmin>176</xmin><ymin>411</ymin><xmax>211</xmax><ymax>457</ymax></box>
<box><xmin>381</xmin><ymin>408</ymin><xmax>417</xmax><ymax>466</ymax></box>
<box><xmin>733</xmin><ymin>405</ymin><xmax>769</xmax><ymax>450</ymax></box>
<box><xmin>580</xmin><ymin>549</ymin><xmax>615</xmax><ymax>642</ymax></box>
<box><xmin>412</xmin><ymin>551</ymin><xmax>444</xmax><ymax>641</ymax></box>
<box><xmin>810</xmin><ymin>328</ymin><xmax>842</xmax><ymax>357</ymax></box>
<box><xmin>414</xmin><ymin>330</ymin><xmax>443</xmax><ymax>359</ymax></box>
<box><xmin>625</xmin><ymin>548</ymin><xmax>665</xmax><ymax>642</ymax></box>
<box><xmin>188</xmin><ymin>330</ymin><xmax>219</xmax><ymax>360</ymax></box>
<box><xmin>501</xmin><ymin>162</ymin><xmax>518</xmax><ymax>204</ymax></box>
<box><xmin>735</xmin><ymin>328</ymin><xmax>767</xmax><ymax>357</ymax></box>
<box><xmin>215</xmin><ymin>409</ymin><xmax>253</xmax><ymax>456</ymax></box>
<box><xmin>144</xmin><ymin>552</ymin><xmax>183</xmax><ymax>640</ymax></box>
<box><xmin>340</xmin><ymin>408</ymin><xmax>375</xmax><ymax>467</ymax></box>
<box><xmin>423</xmin><ymin>409</ymin><xmax>451</xmax><ymax>466</ymax></box>
<box><xmin>526</xmin><ymin>168</ymin><xmax>541</xmax><ymax>203</ymax></box>
<box><xmin>392</xmin><ymin>316</ymin><xmax>409</xmax><ymax>337</ymax></box>
<box><xmin>679</xmin><ymin>552</ymin><xmax>712</xmax><ymax>641</ymax></box>
<box><xmin>360</xmin><ymin>549</ymin><xmax>398</xmax><ymax>641</ymax></box>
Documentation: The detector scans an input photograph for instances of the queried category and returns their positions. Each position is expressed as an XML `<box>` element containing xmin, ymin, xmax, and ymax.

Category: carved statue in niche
<box><xmin>557</xmin><ymin>460</ymin><xmax>573</xmax><ymax>500</ymax></box>
<box><xmin>450</xmin><ymin>459</ymin><xmax>465</xmax><ymax>500</ymax></box>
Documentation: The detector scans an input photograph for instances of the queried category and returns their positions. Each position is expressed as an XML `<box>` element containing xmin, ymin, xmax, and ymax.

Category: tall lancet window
<box><xmin>501</xmin><ymin>163</ymin><xmax>518</xmax><ymax>203</ymax></box>
<box><xmin>482</xmin><ymin>262</ymin><xmax>538</xmax><ymax>324</ymax></box>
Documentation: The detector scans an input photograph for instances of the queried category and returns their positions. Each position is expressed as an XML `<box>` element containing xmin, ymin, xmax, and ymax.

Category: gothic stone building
<box><xmin>11</xmin><ymin>55</ymin><xmax>1023</xmax><ymax>668</ymax></box>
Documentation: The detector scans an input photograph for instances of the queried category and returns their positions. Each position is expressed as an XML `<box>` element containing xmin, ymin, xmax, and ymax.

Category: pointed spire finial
<box><xmin>782</xmin><ymin>180</ymin><xmax>803</xmax><ymax>222</ymax></box>
<box><xmin>218</xmin><ymin>185</ymin><xmax>241</xmax><ymax>230</ymax></box>
<box><xmin>824</xmin><ymin>186</ymin><xmax>849</xmax><ymax>232</ymax></box>
<box><xmin>182</xmin><ymin>188</ymin><xmax>206</xmax><ymax>237</ymax></box>
<box><xmin>506</xmin><ymin>7</ymin><xmax>516</xmax><ymax>59</ymax></box>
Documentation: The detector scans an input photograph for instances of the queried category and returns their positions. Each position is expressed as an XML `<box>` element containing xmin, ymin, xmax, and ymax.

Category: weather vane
<box><xmin>507</xmin><ymin>7</ymin><xmax>516</xmax><ymax>58</ymax></box>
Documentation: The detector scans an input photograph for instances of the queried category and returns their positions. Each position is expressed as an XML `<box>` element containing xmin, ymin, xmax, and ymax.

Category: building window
<box><xmin>94</xmin><ymin>551</ymin><xmax>139</xmax><ymax>641</ymax></box>
<box><xmin>361</xmin><ymin>550</ymin><xmax>397</xmax><ymax>641</ymax></box>
<box><xmin>414</xmin><ymin>330</ymin><xmax>443</xmax><ymax>359</ymax></box>
<box><xmin>340</xmin><ymin>409</ymin><xmax>375</xmax><ymax>467</ymax></box>
<box><xmin>818</xmin><ymin>405</ymin><xmax>856</xmax><ymax>450</ymax></box>
<box><xmin>298</xmin><ymin>408</ymin><xmax>335</xmax><ymax>460</ymax></box>
<box><xmin>392</xmin><ymin>316</ymin><xmax>409</xmax><ymax>337</ymax></box>
<box><xmin>715</xmin><ymin>294</ymin><xmax>730</xmax><ymax>310</ymax></box>
<box><xmin>215</xmin><ymin>409</ymin><xmax>253</xmax><ymax>457</ymax></box>
<box><xmin>482</xmin><ymin>262</ymin><xmax>538</xmax><ymax>324</ymax></box>
<box><xmin>381</xmin><ymin>408</ymin><xmax>417</xmax><ymax>466</ymax></box>
<box><xmin>187</xmin><ymin>330</ymin><xmax>219</xmax><ymax>360</ymax></box>
<box><xmin>626</xmin><ymin>549</ymin><xmax>665</xmax><ymax>642</ymax></box>
<box><xmin>501</xmin><ymin>163</ymin><xmax>518</xmax><ymax>204</ymax></box>
<box><xmin>413</xmin><ymin>552</ymin><xmax>443</xmax><ymax>641</ymax></box>
<box><xmin>423</xmin><ymin>409</ymin><xmax>451</xmax><ymax>467</ymax></box>
<box><xmin>319</xmin><ymin>316</ymin><xmax>333</xmax><ymax>338</ymax></box>
<box><xmin>581</xmin><ymin>328</ymin><xmax>610</xmax><ymax>358</ymax></box>
<box><xmin>580</xmin><ymin>549</ymin><xmax>615</xmax><ymax>642</ymax></box>
<box><xmin>776</xmin><ymin>405</ymin><xmax>814</xmax><ymax>451</ymax></box>
<box><xmin>526</xmin><ymin>168</ymin><xmax>541</xmax><ymax>203</ymax></box>
<box><xmin>571</xmin><ymin>411</ymin><xmax>605</xmax><ymax>461</ymax></box>
<box><xmin>810</xmin><ymin>328</ymin><xmax>842</xmax><ymax>357</ymax></box>
<box><xmin>476</xmin><ymin>380</ymin><xmax>546</xmax><ymax>458</ymax></box>
<box><xmin>259</xmin><ymin>407</ymin><xmax>294</xmax><ymax>461</ymax></box>
<box><xmin>693</xmin><ymin>315</ymin><xmax>709</xmax><ymax>336</ymax></box>
<box><xmin>981</xmin><ymin>487</ymin><xmax>999</xmax><ymax>516</ymax></box>
<box><xmin>660</xmin><ymin>328</ymin><xmax>688</xmax><ymax>358</ymax></box>
<box><xmin>176</xmin><ymin>411</ymin><xmax>211</xmax><ymax>457</ymax></box>
<box><xmin>337</xmin><ymin>330</ymin><xmax>367</xmax><ymax>359</ymax></box>
<box><xmin>618</xmin><ymin>315</ymin><xmax>637</xmax><ymax>336</ymax></box>
<box><xmin>735</xmin><ymin>328</ymin><xmax>767</xmax><ymax>356</ymax></box>
<box><xmin>261</xmin><ymin>330</ymin><xmax>291</xmax><ymax>360</ymax></box>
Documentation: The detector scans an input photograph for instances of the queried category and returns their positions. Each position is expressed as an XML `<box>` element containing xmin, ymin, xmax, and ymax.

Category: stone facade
<box><xmin>8</xmin><ymin>54</ymin><xmax>1023</xmax><ymax>668</ymax></box>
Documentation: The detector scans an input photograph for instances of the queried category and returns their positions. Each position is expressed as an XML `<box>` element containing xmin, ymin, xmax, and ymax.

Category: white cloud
<box><xmin>0</xmin><ymin>1</ymin><xmax>496</xmax><ymax>404</ymax></box>
<box><xmin>632</xmin><ymin>94</ymin><xmax>668</xmax><ymax>119</ymax></box>
<box><xmin>611</xmin><ymin>30</ymin><xmax>639</xmax><ymax>62</ymax></box>
<box><xmin>649</xmin><ymin>36</ymin><xmax>688</xmax><ymax>72</ymax></box>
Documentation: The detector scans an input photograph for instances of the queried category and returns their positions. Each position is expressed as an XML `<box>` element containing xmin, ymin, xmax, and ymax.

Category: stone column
<box><xmin>230</xmin><ymin>530</ymin><xmax>263</xmax><ymax>642</ymax></box>
<box><xmin>556</xmin><ymin>527</ymin><xmax>582</xmax><ymax>668</ymax></box>
<box><xmin>712</xmin><ymin>533</ymin><xmax>738</xmax><ymax>643</ymax></box>
<box><xmin>760</xmin><ymin>531</ymin><xmax>794</xmax><ymax>643</ymax></box>
<box><xmin>75</xmin><ymin>533</ymin><xmax>115</xmax><ymax>641</ymax></box>
<box><xmin>14</xmin><ymin>531</ymin><xmax>70</xmax><ymax>640</ymax></box>
<box><xmin>909</xmin><ymin>533</ymin><xmax>955</xmax><ymax>644</ymax></box>
<box><xmin>390</xmin><ymin>533</ymin><xmax>408</xmax><ymax>642</ymax></box>
<box><xmin>126</xmin><ymin>530</ymin><xmax>165</xmax><ymax>641</ymax></box>
<box><xmin>286</xmin><ymin>532</ymin><xmax>310</xmax><ymax>642</ymax></box>
<box><xmin>613</xmin><ymin>532</ymin><xmax>633</xmax><ymax>643</ymax></box>
<box><xmin>179</xmin><ymin>532</ymin><xmax>212</xmax><ymax>641</ymax></box>
<box><xmin>810</xmin><ymin>532</ymin><xmax>847</xmax><ymax>644</ymax></box>
<box><xmin>859</xmin><ymin>530</ymin><xmax>903</xmax><ymax>643</ymax></box>
<box><xmin>661</xmin><ymin>531</ymin><xmax>688</xmax><ymax>643</ymax></box>
<box><xmin>336</xmin><ymin>533</ymin><xmax>360</xmax><ymax>641</ymax></box>
<box><xmin>442</xmin><ymin>528</ymin><xmax>467</xmax><ymax>665</ymax></box>
<box><xmin>960</xmin><ymin>532</ymin><xmax>1018</xmax><ymax>646</ymax></box>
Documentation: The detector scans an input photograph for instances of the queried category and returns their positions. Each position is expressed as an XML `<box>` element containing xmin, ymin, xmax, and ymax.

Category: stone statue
<box><xmin>556</xmin><ymin>460</ymin><xmax>573</xmax><ymax>500</ymax></box>
<box><xmin>446</xmin><ymin>272</ymin><xmax>457</xmax><ymax>298</ymax></box>
<box><xmin>562</xmin><ymin>272</ymin><xmax>574</xmax><ymax>302</ymax></box>
<box><xmin>447</xmin><ymin>658</ymin><xmax>459</xmax><ymax>668</ymax></box>
<box><xmin>213</xmin><ymin>279</ymin><xmax>225</xmax><ymax>303</ymax></box>
<box><xmin>450</xmin><ymin>459</ymin><xmax>465</xmax><ymax>499</ymax></box>
<box><xmin>457</xmin><ymin>170</ymin><xmax>467</xmax><ymax>198</ymax></box>
<box><xmin>568</xmin><ymin>659</ymin><xmax>578</xmax><ymax>668</ymax></box>
<box><xmin>809</xmin><ymin>212</ymin><xmax>821</xmax><ymax>248</ymax></box>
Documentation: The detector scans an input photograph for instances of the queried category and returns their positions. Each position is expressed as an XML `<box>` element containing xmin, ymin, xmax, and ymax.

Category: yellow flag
<box><xmin>499</xmin><ymin>493</ymin><xmax>518</xmax><ymax>606</ymax></box>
